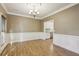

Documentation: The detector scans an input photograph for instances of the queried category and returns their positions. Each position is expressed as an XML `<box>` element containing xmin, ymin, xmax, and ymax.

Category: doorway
<box><xmin>44</xmin><ymin>20</ymin><xmax>54</xmax><ymax>39</ymax></box>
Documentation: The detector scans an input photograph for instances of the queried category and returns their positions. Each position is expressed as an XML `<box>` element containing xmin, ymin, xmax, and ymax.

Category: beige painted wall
<box><xmin>0</xmin><ymin>4</ymin><xmax>7</xmax><ymax>32</ymax></box>
<box><xmin>54</xmin><ymin>4</ymin><xmax>79</xmax><ymax>36</ymax></box>
<box><xmin>43</xmin><ymin>4</ymin><xmax>79</xmax><ymax>36</ymax></box>
<box><xmin>7</xmin><ymin>14</ymin><xmax>43</xmax><ymax>33</ymax></box>
<box><xmin>0</xmin><ymin>4</ymin><xmax>6</xmax><ymax>17</ymax></box>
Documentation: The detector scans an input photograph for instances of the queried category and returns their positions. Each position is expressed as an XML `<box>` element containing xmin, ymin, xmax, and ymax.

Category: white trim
<box><xmin>1</xmin><ymin>3</ymin><xmax>78</xmax><ymax>19</ymax></box>
<box><xmin>53</xmin><ymin>33</ymin><xmax>79</xmax><ymax>54</ymax></box>
<box><xmin>0</xmin><ymin>3</ymin><xmax>8</xmax><ymax>13</ymax></box>
<box><xmin>0</xmin><ymin>42</ymin><xmax>8</xmax><ymax>54</ymax></box>
<box><xmin>8</xmin><ymin>32</ymin><xmax>50</xmax><ymax>43</ymax></box>
<box><xmin>7</xmin><ymin>12</ymin><xmax>42</xmax><ymax>20</ymax></box>
<box><xmin>0</xmin><ymin>33</ymin><xmax>9</xmax><ymax>54</ymax></box>
<box><xmin>41</xmin><ymin>3</ymin><xmax>78</xmax><ymax>19</ymax></box>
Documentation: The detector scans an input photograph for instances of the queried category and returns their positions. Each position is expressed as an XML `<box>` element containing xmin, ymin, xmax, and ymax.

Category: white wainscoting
<box><xmin>53</xmin><ymin>33</ymin><xmax>79</xmax><ymax>54</ymax></box>
<box><xmin>0</xmin><ymin>32</ymin><xmax>50</xmax><ymax>54</ymax></box>
<box><xmin>0</xmin><ymin>32</ymin><xmax>9</xmax><ymax>54</ymax></box>
<box><xmin>0</xmin><ymin>42</ymin><xmax>8</xmax><ymax>54</ymax></box>
<box><xmin>8</xmin><ymin>32</ymin><xmax>50</xmax><ymax>43</ymax></box>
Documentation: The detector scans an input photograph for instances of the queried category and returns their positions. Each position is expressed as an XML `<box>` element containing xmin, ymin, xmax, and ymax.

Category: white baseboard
<box><xmin>0</xmin><ymin>42</ymin><xmax>8</xmax><ymax>54</ymax></box>
<box><xmin>0</xmin><ymin>32</ymin><xmax>50</xmax><ymax>54</ymax></box>
<box><xmin>53</xmin><ymin>33</ymin><xmax>79</xmax><ymax>54</ymax></box>
<box><xmin>0</xmin><ymin>33</ymin><xmax>9</xmax><ymax>54</ymax></box>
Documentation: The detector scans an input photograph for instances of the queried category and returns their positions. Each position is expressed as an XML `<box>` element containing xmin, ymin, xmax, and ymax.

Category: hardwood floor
<box><xmin>1</xmin><ymin>39</ymin><xmax>79</xmax><ymax>56</ymax></box>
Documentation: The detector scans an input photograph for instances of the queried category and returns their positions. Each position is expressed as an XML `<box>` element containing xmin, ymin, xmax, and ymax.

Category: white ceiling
<box><xmin>1</xmin><ymin>3</ymin><xmax>77</xmax><ymax>19</ymax></box>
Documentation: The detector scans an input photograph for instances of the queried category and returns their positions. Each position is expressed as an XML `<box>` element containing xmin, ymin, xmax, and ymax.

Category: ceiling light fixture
<box><xmin>29</xmin><ymin>9</ymin><xmax>39</xmax><ymax>18</ymax></box>
<box><xmin>27</xmin><ymin>3</ymin><xmax>41</xmax><ymax>19</ymax></box>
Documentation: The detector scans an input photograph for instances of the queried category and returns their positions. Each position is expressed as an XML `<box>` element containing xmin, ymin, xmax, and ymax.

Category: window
<box><xmin>44</xmin><ymin>20</ymin><xmax>54</xmax><ymax>32</ymax></box>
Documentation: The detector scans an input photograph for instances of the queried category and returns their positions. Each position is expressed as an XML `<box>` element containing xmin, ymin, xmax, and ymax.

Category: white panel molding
<box><xmin>0</xmin><ymin>33</ymin><xmax>9</xmax><ymax>54</ymax></box>
<box><xmin>8</xmin><ymin>32</ymin><xmax>50</xmax><ymax>43</ymax></box>
<box><xmin>53</xmin><ymin>33</ymin><xmax>79</xmax><ymax>54</ymax></box>
<box><xmin>0</xmin><ymin>32</ymin><xmax>50</xmax><ymax>54</ymax></box>
<box><xmin>0</xmin><ymin>42</ymin><xmax>8</xmax><ymax>54</ymax></box>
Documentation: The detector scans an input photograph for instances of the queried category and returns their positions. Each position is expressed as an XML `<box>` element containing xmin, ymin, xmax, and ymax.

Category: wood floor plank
<box><xmin>1</xmin><ymin>39</ymin><xmax>79</xmax><ymax>56</ymax></box>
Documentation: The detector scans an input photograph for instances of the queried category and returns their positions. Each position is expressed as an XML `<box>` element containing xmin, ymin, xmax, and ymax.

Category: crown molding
<box><xmin>0</xmin><ymin>3</ymin><xmax>42</xmax><ymax>19</ymax></box>
<box><xmin>7</xmin><ymin>12</ymin><xmax>42</xmax><ymax>20</ymax></box>
<box><xmin>41</xmin><ymin>3</ymin><xmax>78</xmax><ymax>19</ymax></box>
<box><xmin>1</xmin><ymin>3</ymin><xmax>78</xmax><ymax>20</ymax></box>
<box><xmin>0</xmin><ymin>3</ymin><xmax>8</xmax><ymax>13</ymax></box>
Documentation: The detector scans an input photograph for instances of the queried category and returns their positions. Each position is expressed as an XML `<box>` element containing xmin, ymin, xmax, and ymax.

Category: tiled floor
<box><xmin>1</xmin><ymin>39</ymin><xmax>79</xmax><ymax>56</ymax></box>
